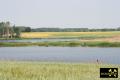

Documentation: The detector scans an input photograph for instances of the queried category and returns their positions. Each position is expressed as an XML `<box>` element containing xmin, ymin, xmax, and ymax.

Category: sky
<box><xmin>0</xmin><ymin>0</ymin><xmax>120</xmax><ymax>28</ymax></box>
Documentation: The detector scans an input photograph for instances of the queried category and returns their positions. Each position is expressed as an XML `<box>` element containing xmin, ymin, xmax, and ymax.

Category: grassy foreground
<box><xmin>1</xmin><ymin>41</ymin><xmax>120</xmax><ymax>47</ymax></box>
<box><xmin>0</xmin><ymin>61</ymin><xmax>119</xmax><ymax>80</ymax></box>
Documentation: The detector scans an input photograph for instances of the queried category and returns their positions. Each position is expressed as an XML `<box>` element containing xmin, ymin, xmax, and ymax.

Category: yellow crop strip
<box><xmin>21</xmin><ymin>31</ymin><xmax>120</xmax><ymax>38</ymax></box>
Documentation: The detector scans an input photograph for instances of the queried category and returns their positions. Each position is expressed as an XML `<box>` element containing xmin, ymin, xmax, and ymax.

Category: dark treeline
<box><xmin>31</xmin><ymin>27</ymin><xmax>120</xmax><ymax>32</ymax></box>
<box><xmin>19</xmin><ymin>27</ymin><xmax>120</xmax><ymax>32</ymax></box>
<box><xmin>18</xmin><ymin>27</ymin><xmax>120</xmax><ymax>32</ymax></box>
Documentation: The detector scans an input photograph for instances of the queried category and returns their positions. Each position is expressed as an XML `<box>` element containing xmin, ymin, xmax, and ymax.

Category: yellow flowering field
<box><xmin>21</xmin><ymin>31</ymin><xmax>120</xmax><ymax>39</ymax></box>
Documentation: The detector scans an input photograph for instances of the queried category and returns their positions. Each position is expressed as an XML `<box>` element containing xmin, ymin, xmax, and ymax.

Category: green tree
<box><xmin>13</xmin><ymin>26</ymin><xmax>21</xmax><ymax>38</ymax></box>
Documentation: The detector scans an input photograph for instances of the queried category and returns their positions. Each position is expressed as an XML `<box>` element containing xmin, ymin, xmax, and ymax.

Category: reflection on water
<box><xmin>0</xmin><ymin>47</ymin><xmax>120</xmax><ymax>64</ymax></box>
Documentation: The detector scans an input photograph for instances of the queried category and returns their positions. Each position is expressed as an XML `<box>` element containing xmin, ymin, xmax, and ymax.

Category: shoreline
<box><xmin>0</xmin><ymin>41</ymin><xmax>120</xmax><ymax>47</ymax></box>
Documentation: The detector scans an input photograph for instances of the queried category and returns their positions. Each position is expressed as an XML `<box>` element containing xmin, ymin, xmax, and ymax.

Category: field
<box><xmin>0</xmin><ymin>61</ymin><xmax>119</xmax><ymax>80</ymax></box>
<box><xmin>21</xmin><ymin>31</ymin><xmax>120</xmax><ymax>40</ymax></box>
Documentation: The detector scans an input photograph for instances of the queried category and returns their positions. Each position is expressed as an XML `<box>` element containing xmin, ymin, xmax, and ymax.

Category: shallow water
<box><xmin>0</xmin><ymin>47</ymin><xmax>120</xmax><ymax>64</ymax></box>
<box><xmin>0</xmin><ymin>38</ymin><xmax>79</xmax><ymax>43</ymax></box>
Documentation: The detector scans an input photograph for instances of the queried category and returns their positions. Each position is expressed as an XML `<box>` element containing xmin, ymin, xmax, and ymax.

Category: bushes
<box><xmin>82</xmin><ymin>42</ymin><xmax>120</xmax><ymax>47</ymax></box>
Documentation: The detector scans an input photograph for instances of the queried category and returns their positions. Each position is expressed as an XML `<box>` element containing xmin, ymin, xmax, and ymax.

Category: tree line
<box><xmin>14</xmin><ymin>27</ymin><xmax>120</xmax><ymax>32</ymax></box>
<box><xmin>31</xmin><ymin>27</ymin><xmax>120</xmax><ymax>32</ymax></box>
<box><xmin>12</xmin><ymin>27</ymin><xmax>120</xmax><ymax>32</ymax></box>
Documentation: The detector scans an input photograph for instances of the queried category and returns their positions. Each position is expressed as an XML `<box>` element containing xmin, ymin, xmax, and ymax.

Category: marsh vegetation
<box><xmin>0</xmin><ymin>41</ymin><xmax>120</xmax><ymax>47</ymax></box>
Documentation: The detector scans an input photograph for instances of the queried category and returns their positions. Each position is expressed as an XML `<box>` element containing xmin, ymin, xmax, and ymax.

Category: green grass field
<box><xmin>0</xmin><ymin>61</ymin><xmax>119</xmax><ymax>80</ymax></box>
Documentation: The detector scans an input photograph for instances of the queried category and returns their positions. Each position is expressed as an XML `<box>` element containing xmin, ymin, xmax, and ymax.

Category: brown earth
<box><xmin>81</xmin><ymin>35</ymin><xmax>120</xmax><ymax>42</ymax></box>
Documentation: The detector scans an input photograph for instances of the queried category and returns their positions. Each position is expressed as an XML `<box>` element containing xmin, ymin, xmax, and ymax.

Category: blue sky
<box><xmin>0</xmin><ymin>0</ymin><xmax>120</xmax><ymax>28</ymax></box>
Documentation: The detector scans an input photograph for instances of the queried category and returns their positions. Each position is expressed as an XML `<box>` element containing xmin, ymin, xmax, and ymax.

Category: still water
<box><xmin>0</xmin><ymin>38</ymin><xmax>79</xmax><ymax>42</ymax></box>
<box><xmin>0</xmin><ymin>47</ymin><xmax>120</xmax><ymax>64</ymax></box>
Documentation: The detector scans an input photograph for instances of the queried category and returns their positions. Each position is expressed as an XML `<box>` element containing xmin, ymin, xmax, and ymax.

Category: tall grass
<box><xmin>0</xmin><ymin>61</ymin><xmax>119</xmax><ymax>80</ymax></box>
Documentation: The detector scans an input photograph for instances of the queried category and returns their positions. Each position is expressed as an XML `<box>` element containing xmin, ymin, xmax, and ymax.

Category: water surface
<box><xmin>0</xmin><ymin>47</ymin><xmax>120</xmax><ymax>64</ymax></box>
<box><xmin>0</xmin><ymin>38</ymin><xmax>79</xmax><ymax>43</ymax></box>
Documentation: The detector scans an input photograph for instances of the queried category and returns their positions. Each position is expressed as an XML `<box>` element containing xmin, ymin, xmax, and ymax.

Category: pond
<box><xmin>0</xmin><ymin>47</ymin><xmax>120</xmax><ymax>64</ymax></box>
<box><xmin>0</xmin><ymin>38</ymin><xmax>80</xmax><ymax>43</ymax></box>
